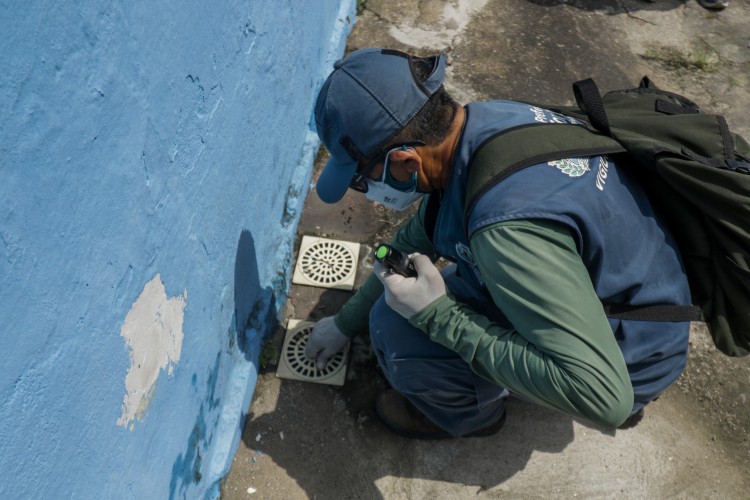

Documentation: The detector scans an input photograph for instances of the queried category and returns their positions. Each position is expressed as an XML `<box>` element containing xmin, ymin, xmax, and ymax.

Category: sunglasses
<box><xmin>349</xmin><ymin>141</ymin><xmax>425</xmax><ymax>193</ymax></box>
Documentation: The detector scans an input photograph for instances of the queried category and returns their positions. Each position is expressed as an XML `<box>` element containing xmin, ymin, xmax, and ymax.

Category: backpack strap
<box><xmin>464</xmin><ymin>123</ymin><xmax>625</xmax><ymax>229</ymax></box>
<box><xmin>602</xmin><ymin>302</ymin><xmax>702</xmax><ymax>322</ymax></box>
<box><xmin>573</xmin><ymin>78</ymin><xmax>612</xmax><ymax>137</ymax></box>
<box><xmin>464</xmin><ymin>119</ymin><xmax>701</xmax><ymax>324</ymax></box>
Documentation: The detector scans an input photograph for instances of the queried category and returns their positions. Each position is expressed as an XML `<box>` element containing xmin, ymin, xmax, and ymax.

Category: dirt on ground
<box><xmin>222</xmin><ymin>1</ymin><xmax>750</xmax><ymax>498</ymax></box>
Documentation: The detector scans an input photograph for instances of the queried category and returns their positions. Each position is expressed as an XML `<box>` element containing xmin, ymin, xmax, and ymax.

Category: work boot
<box><xmin>618</xmin><ymin>408</ymin><xmax>645</xmax><ymax>429</ymax></box>
<box><xmin>375</xmin><ymin>389</ymin><xmax>506</xmax><ymax>439</ymax></box>
<box><xmin>698</xmin><ymin>0</ymin><xmax>729</xmax><ymax>9</ymax></box>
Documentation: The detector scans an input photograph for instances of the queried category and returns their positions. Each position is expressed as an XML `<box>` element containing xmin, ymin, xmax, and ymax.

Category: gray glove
<box><xmin>304</xmin><ymin>316</ymin><xmax>350</xmax><ymax>370</ymax></box>
<box><xmin>374</xmin><ymin>253</ymin><xmax>447</xmax><ymax>319</ymax></box>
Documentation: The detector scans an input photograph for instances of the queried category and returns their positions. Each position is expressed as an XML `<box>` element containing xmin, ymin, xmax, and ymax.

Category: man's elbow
<box><xmin>595</xmin><ymin>389</ymin><xmax>634</xmax><ymax>428</ymax></box>
<box><xmin>599</xmin><ymin>395</ymin><xmax>633</xmax><ymax>428</ymax></box>
<box><xmin>575</xmin><ymin>383</ymin><xmax>634</xmax><ymax>429</ymax></box>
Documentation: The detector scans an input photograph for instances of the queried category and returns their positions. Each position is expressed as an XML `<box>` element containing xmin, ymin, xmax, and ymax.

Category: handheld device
<box><xmin>375</xmin><ymin>243</ymin><xmax>418</xmax><ymax>278</ymax></box>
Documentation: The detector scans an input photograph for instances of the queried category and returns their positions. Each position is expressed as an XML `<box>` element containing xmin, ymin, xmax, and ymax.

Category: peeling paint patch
<box><xmin>117</xmin><ymin>274</ymin><xmax>187</xmax><ymax>428</ymax></box>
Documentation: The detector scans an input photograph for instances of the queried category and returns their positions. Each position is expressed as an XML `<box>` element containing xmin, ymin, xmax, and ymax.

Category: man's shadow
<box><xmin>170</xmin><ymin>230</ymin><xmax>278</xmax><ymax>500</ymax></box>
<box><xmin>234</xmin><ymin>230</ymin><xmax>278</xmax><ymax>361</ymax></box>
<box><xmin>240</xmin><ymin>287</ymin><xmax>587</xmax><ymax>499</ymax></box>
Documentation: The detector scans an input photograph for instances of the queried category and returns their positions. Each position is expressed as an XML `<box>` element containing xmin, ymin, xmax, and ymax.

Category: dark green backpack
<box><xmin>465</xmin><ymin>77</ymin><xmax>750</xmax><ymax>357</ymax></box>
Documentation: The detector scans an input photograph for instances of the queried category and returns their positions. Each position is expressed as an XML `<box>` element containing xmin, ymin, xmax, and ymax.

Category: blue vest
<box><xmin>431</xmin><ymin>101</ymin><xmax>691</xmax><ymax>410</ymax></box>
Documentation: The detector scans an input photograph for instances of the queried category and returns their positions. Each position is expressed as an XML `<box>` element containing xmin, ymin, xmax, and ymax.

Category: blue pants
<box><xmin>369</xmin><ymin>266</ymin><xmax>508</xmax><ymax>436</ymax></box>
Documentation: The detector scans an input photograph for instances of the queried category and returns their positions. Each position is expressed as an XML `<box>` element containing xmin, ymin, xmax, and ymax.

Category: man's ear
<box><xmin>389</xmin><ymin>148</ymin><xmax>422</xmax><ymax>173</ymax></box>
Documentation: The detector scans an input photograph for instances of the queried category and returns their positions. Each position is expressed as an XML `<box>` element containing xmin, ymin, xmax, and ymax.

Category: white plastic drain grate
<box><xmin>276</xmin><ymin>319</ymin><xmax>348</xmax><ymax>386</ymax></box>
<box><xmin>291</xmin><ymin>235</ymin><xmax>360</xmax><ymax>290</ymax></box>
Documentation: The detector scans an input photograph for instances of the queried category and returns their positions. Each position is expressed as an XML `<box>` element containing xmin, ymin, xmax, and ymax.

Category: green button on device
<box><xmin>376</xmin><ymin>244</ymin><xmax>389</xmax><ymax>260</ymax></box>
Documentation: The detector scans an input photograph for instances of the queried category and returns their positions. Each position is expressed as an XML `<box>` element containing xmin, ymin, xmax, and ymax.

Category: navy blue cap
<box><xmin>314</xmin><ymin>48</ymin><xmax>446</xmax><ymax>203</ymax></box>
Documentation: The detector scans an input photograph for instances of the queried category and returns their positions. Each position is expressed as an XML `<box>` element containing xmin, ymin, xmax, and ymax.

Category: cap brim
<box><xmin>316</xmin><ymin>154</ymin><xmax>358</xmax><ymax>204</ymax></box>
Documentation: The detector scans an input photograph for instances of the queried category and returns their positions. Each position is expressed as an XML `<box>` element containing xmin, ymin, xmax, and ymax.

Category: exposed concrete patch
<box><xmin>117</xmin><ymin>274</ymin><xmax>187</xmax><ymax>429</ymax></box>
<box><xmin>385</xmin><ymin>0</ymin><xmax>490</xmax><ymax>51</ymax></box>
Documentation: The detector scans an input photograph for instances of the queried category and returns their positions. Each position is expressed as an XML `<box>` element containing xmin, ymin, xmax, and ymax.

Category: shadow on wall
<box><xmin>525</xmin><ymin>0</ymin><xmax>687</xmax><ymax>12</ymax></box>
<box><xmin>237</xmin><ymin>289</ymin><xmax>583</xmax><ymax>499</ymax></box>
<box><xmin>170</xmin><ymin>230</ymin><xmax>278</xmax><ymax>499</ymax></box>
<box><xmin>234</xmin><ymin>229</ymin><xmax>278</xmax><ymax>361</ymax></box>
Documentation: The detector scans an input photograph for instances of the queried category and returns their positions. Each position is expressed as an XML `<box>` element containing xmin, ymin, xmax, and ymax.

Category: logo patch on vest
<box><xmin>595</xmin><ymin>156</ymin><xmax>609</xmax><ymax>191</ymax></box>
<box><xmin>529</xmin><ymin>106</ymin><xmax>581</xmax><ymax>125</ymax></box>
<box><xmin>548</xmin><ymin>157</ymin><xmax>590</xmax><ymax>177</ymax></box>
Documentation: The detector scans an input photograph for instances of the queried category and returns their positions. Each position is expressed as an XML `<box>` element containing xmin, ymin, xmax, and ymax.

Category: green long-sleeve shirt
<box><xmin>334</xmin><ymin>200</ymin><xmax>633</xmax><ymax>428</ymax></box>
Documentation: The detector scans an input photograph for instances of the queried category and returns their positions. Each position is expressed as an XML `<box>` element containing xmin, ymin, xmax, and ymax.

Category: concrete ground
<box><xmin>222</xmin><ymin>1</ymin><xmax>750</xmax><ymax>498</ymax></box>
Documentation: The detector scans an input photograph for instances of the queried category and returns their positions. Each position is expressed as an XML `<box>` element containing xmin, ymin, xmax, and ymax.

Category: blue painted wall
<box><xmin>0</xmin><ymin>1</ymin><xmax>355</xmax><ymax>498</ymax></box>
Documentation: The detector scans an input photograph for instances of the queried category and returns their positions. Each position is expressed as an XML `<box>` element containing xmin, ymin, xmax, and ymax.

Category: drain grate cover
<box><xmin>291</xmin><ymin>235</ymin><xmax>360</xmax><ymax>290</ymax></box>
<box><xmin>276</xmin><ymin>319</ymin><xmax>348</xmax><ymax>386</ymax></box>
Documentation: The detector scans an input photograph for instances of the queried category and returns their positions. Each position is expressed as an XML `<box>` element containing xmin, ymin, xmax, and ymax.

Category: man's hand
<box><xmin>304</xmin><ymin>316</ymin><xmax>350</xmax><ymax>370</ymax></box>
<box><xmin>374</xmin><ymin>253</ymin><xmax>446</xmax><ymax>319</ymax></box>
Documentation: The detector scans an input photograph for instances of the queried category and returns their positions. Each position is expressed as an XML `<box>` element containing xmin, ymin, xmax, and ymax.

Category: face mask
<box><xmin>365</xmin><ymin>149</ymin><xmax>424</xmax><ymax>210</ymax></box>
<box><xmin>365</xmin><ymin>180</ymin><xmax>424</xmax><ymax>211</ymax></box>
